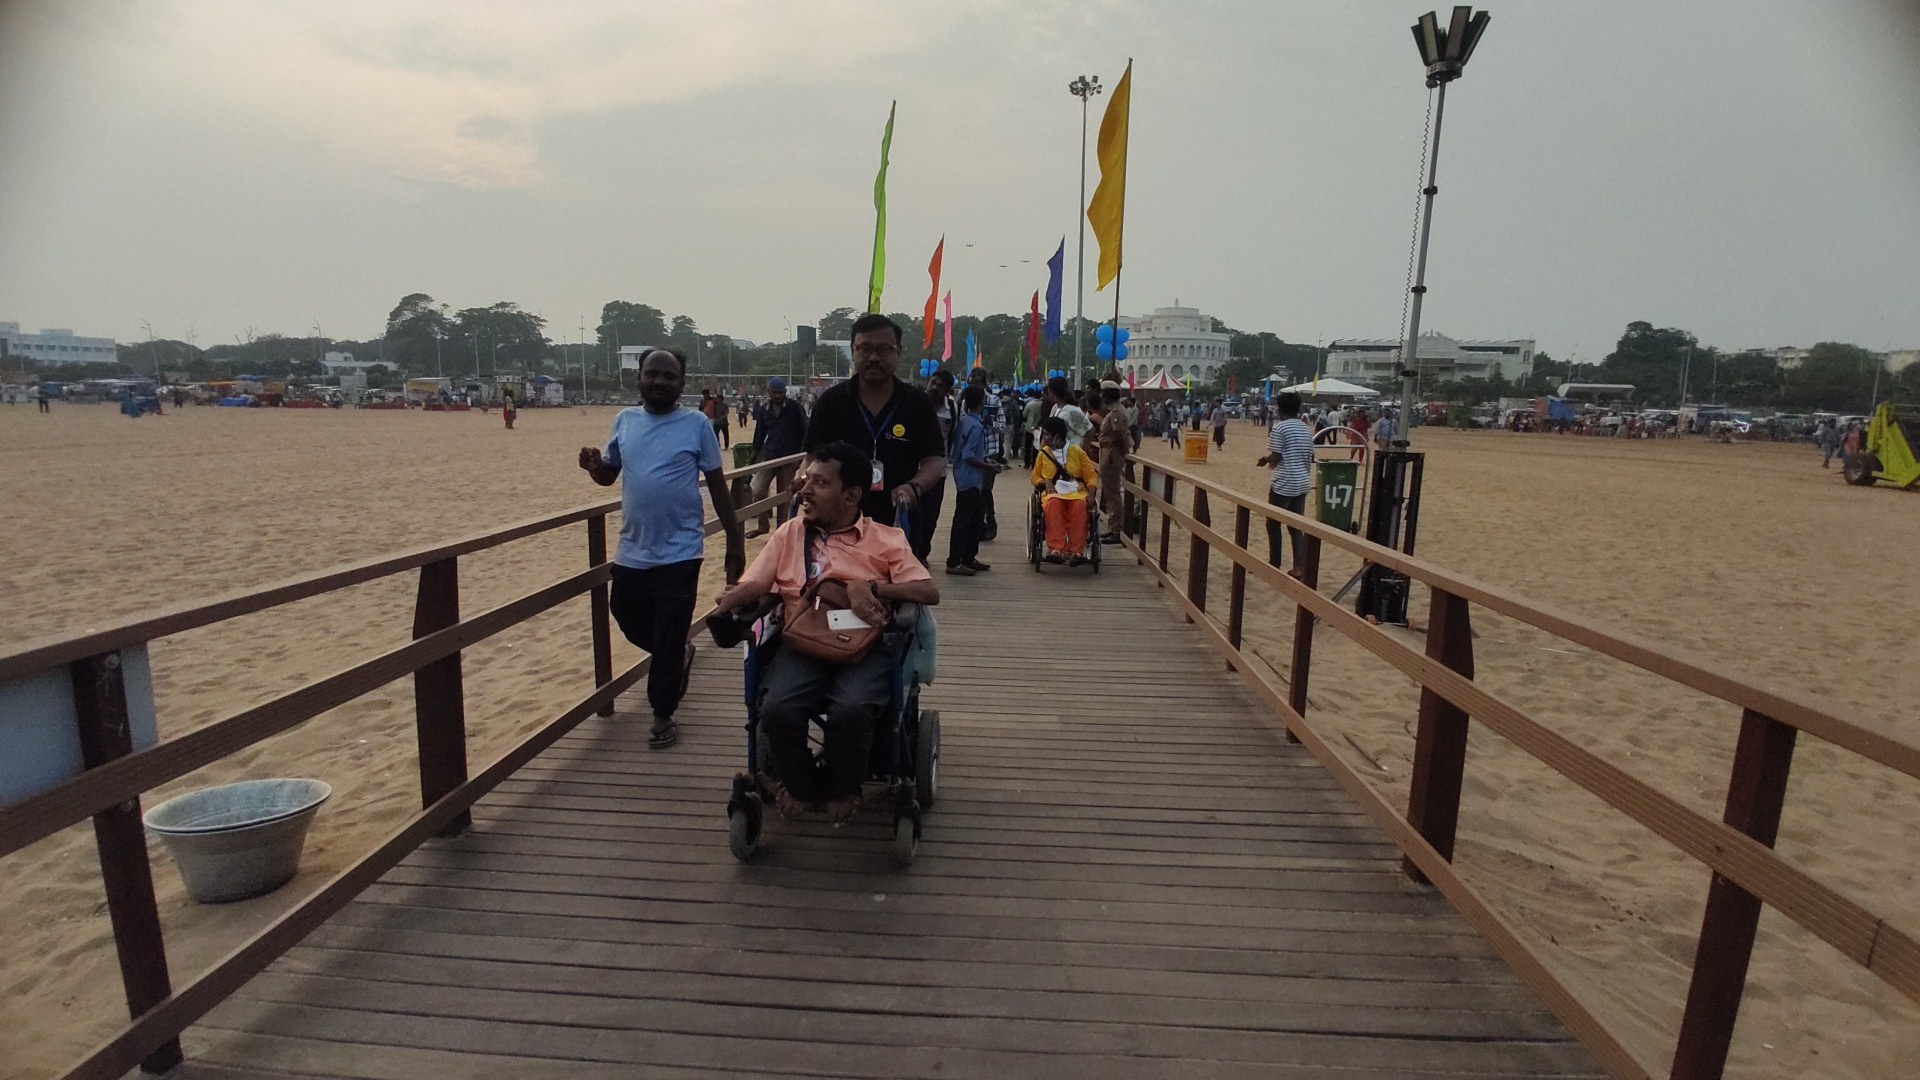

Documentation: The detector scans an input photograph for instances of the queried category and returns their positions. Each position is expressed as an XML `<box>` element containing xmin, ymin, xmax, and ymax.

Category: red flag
<box><xmin>1229</xmin><ymin>373</ymin><xmax>1236</xmax><ymax>394</ymax></box>
<box><xmin>922</xmin><ymin>236</ymin><xmax>944</xmax><ymax>350</ymax></box>
<box><xmin>1026</xmin><ymin>290</ymin><xmax>1041</xmax><ymax>369</ymax></box>
<box><xmin>1128</xmin><ymin>368</ymin><xmax>1136</xmax><ymax>391</ymax></box>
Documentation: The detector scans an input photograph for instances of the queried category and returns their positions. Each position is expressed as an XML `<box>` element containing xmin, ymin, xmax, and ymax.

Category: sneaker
<box><xmin>964</xmin><ymin>559</ymin><xmax>992</xmax><ymax>572</ymax></box>
<box><xmin>1068</xmin><ymin>554</ymin><xmax>1088</xmax><ymax>567</ymax></box>
<box><xmin>1043</xmin><ymin>551</ymin><xmax>1066</xmax><ymax>564</ymax></box>
<box><xmin>945</xmin><ymin>563</ymin><xmax>976</xmax><ymax>576</ymax></box>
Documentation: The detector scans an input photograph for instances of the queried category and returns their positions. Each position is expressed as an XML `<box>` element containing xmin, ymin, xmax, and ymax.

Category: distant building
<box><xmin>0</xmin><ymin>322</ymin><xmax>119</xmax><ymax>364</ymax></box>
<box><xmin>1885</xmin><ymin>348</ymin><xmax>1918</xmax><ymax>374</ymax></box>
<box><xmin>1756</xmin><ymin>347</ymin><xmax>1811</xmax><ymax>371</ymax></box>
<box><xmin>319</xmin><ymin>351</ymin><xmax>380</xmax><ymax>376</ymax></box>
<box><xmin>1117</xmin><ymin>304</ymin><xmax>1233</xmax><ymax>386</ymax></box>
<box><xmin>617</xmin><ymin>345</ymin><xmax>654</xmax><ymax>371</ymax></box>
<box><xmin>1326</xmin><ymin>331</ymin><xmax>1535</xmax><ymax>383</ymax></box>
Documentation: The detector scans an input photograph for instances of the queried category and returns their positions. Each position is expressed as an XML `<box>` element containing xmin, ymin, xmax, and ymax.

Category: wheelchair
<box><xmin>1026</xmin><ymin>489</ymin><xmax>1101</xmax><ymax>572</ymax></box>
<box><xmin>709</xmin><ymin>598</ymin><xmax>939</xmax><ymax>867</ymax></box>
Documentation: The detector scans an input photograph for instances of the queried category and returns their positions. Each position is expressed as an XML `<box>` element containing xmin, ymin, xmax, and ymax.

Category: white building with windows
<box><xmin>319</xmin><ymin>351</ymin><xmax>380</xmax><ymax>377</ymax></box>
<box><xmin>1325</xmin><ymin>332</ymin><xmax>1535</xmax><ymax>384</ymax></box>
<box><xmin>1116</xmin><ymin>304</ymin><xmax>1233</xmax><ymax>386</ymax></box>
<box><xmin>0</xmin><ymin>322</ymin><xmax>119</xmax><ymax>364</ymax></box>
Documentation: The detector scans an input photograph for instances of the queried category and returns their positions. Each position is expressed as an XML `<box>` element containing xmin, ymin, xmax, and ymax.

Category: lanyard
<box><xmin>859</xmin><ymin>398</ymin><xmax>896</xmax><ymax>455</ymax></box>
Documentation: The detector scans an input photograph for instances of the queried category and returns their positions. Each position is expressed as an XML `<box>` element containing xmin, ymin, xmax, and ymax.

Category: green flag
<box><xmin>868</xmin><ymin>101</ymin><xmax>895</xmax><ymax>313</ymax></box>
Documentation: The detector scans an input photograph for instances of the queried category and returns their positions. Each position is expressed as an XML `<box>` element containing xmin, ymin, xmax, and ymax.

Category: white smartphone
<box><xmin>826</xmin><ymin>609</ymin><xmax>872</xmax><ymax>632</ymax></box>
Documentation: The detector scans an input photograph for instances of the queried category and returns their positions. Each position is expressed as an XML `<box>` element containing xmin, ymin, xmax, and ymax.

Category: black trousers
<box><xmin>1266</xmin><ymin>491</ymin><xmax>1306</xmax><ymax>569</ymax></box>
<box><xmin>947</xmin><ymin>486</ymin><xmax>985</xmax><ymax>568</ymax></box>
<box><xmin>758</xmin><ymin>645</ymin><xmax>894</xmax><ymax>803</ymax></box>
<box><xmin>910</xmin><ymin>477</ymin><xmax>946</xmax><ymax>564</ymax></box>
<box><xmin>609</xmin><ymin>560</ymin><xmax>701</xmax><ymax>719</ymax></box>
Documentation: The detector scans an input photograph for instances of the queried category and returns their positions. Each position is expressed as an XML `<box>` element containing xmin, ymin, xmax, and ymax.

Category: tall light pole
<box><xmin>783</xmin><ymin>317</ymin><xmax>794</xmax><ymax>383</ymax></box>
<box><xmin>1396</xmin><ymin>7</ymin><xmax>1490</xmax><ymax>447</ymax></box>
<box><xmin>1068</xmin><ymin>74</ymin><xmax>1103</xmax><ymax>391</ymax></box>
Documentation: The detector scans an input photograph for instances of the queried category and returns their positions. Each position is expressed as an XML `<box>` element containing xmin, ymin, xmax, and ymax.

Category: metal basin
<box><xmin>143</xmin><ymin>778</ymin><xmax>330</xmax><ymax>903</ymax></box>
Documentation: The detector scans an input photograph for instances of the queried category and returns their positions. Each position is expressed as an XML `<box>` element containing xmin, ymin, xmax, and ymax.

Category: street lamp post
<box><xmin>1068</xmin><ymin>74</ymin><xmax>1103</xmax><ymax>391</ymax></box>
<box><xmin>1396</xmin><ymin>6</ymin><xmax>1490</xmax><ymax>447</ymax></box>
<box><xmin>1358</xmin><ymin>6</ymin><xmax>1491</xmax><ymax>629</ymax></box>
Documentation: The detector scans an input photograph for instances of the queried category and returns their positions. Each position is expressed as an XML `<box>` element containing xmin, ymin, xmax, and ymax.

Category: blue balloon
<box><xmin>1095</xmin><ymin>323</ymin><xmax>1114</xmax><ymax>344</ymax></box>
<box><xmin>1115</xmin><ymin>343</ymin><xmax>1129</xmax><ymax>360</ymax></box>
<box><xmin>1116</xmin><ymin>327</ymin><xmax>1130</xmax><ymax>344</ymax></box>
<box><xmin>1095</xmin><ymin>341</ymin><xmax>1114</xmax><ymax>360</ymax></box>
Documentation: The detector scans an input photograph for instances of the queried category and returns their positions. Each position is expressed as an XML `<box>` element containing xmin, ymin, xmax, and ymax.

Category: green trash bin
<box><xmin>1315</xmin><ymin>459</ymin><xmax>1360</xmax><ymax>533</ymax></box>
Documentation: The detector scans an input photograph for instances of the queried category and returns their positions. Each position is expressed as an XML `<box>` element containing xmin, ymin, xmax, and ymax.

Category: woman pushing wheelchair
<box><xmin>711</xmin><ymin>442</ymin><xmax>940</xmax><ymax>828</ymax></box>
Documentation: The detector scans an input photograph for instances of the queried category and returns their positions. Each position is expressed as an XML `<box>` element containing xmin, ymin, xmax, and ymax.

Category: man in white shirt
<box><xmin>1255</xmin><ymin>392</ymin><xmax>1316</xmax><ymax>580</ymax></box>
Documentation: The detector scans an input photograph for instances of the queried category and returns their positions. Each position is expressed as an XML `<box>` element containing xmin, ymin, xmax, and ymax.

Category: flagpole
<box><xmin>1107</xmin><ymin>61</ymin><xmax>1132</xmax><ymax>390</ymax></box>
<box><xmin>1069</xmin><ymin>75</ymin><xmax>1102</xmax><ymax>391</ymax></box>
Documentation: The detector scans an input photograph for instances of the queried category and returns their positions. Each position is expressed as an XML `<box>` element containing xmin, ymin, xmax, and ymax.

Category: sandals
<box><xmin>648</xmin><ymin>716</ymin><xmax>679</xmax><ymax>749</ymax></box>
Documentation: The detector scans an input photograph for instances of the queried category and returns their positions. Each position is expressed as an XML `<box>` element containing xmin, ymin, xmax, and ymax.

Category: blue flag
<box><xmin>1044</xmin><ymin>238</ymin><xmax>1064</xmax><ymax>343</ymax></box>
<box><xmin>965</xmin><ymin>329</ymin><xmax>977</xmax><ymax>369</ymax></box>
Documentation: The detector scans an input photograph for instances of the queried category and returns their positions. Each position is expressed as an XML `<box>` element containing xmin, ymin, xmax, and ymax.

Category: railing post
<box><xmin>1227</xmin><ymin>504</ymin><xmax>1251</xmax><ymax>656</ymax></box>
<box><xmin>1403</xmin><ymin>587</ymin><xmax>1475</xmax><ymax>883</ymax></box>
<box><xmin>412</xmin><ymin>557</ymin><xmax>470</xmax><ymax>837</ymax></box>
<box><xmin>587</xmin><ymin>514</ymin><xmax>615</xmax><ymax>717</ymax></box>
<box><xmin>774</xmin><ymin>462</ymin><xmax>795</xmax><ymax>525</ymax></box>
<box><xmin>1134</xmin><ymin>465</ymin><xmax>1152</xmax><ymax>559</ymax></box>
<box><xmin>70</xmin><ymin>652</ymin><xmax>183</xmax><ymax>1075</ymax></box>
<box><xmin>1186</xmin><ymin>488</ymin><xmax>1211</xmax><ymax>618</ymax></box>
<box><xmin>1670</xmin><ymin>709</ymin><xmax>1797</xmax><ymax>1080</ymax></box>
<box><xmin>1285</xmin><ymin>532</ymin><xmax>1320</xmax><ymax>744</ymax></box>
<box><xmin>1158</xmin><ymin>474</ymin><xmax>1174</xmax><ymax>574</ymax></box>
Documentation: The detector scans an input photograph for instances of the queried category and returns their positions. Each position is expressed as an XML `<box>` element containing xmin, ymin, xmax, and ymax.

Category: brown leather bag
<box><xmin>781</xmin><ymin>578</ymin><xmax>885</xmax><ymax>665</ymax></box>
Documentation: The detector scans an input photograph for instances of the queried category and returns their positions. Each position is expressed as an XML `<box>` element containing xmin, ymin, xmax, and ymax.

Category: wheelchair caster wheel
<box><xmin>892</xmin><ymin>813</ymin><xmax>920</xmax><ymax>867</ymax></box>
<box><xmin>728</xmin><ymin>797</ymin><xmax>762</xmax><ymax>862</ymax></box>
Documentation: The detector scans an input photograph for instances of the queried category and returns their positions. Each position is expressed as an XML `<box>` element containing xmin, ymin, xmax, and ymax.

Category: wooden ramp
<box><xmin>183</xmin><ymin>517</ymin><xmax>1603</xmax><ymax>1079</ymax></box>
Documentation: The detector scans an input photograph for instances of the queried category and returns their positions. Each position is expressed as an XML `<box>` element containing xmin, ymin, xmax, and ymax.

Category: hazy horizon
<box><xmin>3</xmin><ymin>0</ymin><xmax>1918</xmax><ymax>363</ymax></box>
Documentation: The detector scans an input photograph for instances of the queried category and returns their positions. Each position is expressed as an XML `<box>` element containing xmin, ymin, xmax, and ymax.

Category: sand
<box><xmin>1130</xmin><ymin>423</ymin><xmax>1920</xmax><ymax>1080</ymax></box>
<box><xmin>1</xmin><ymin>405</ymin><xmax>1914</xmax><ymax>1079</ymax></box>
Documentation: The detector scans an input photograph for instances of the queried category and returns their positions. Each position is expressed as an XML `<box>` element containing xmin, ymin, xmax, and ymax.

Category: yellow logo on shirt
<box><xmin>891</xmin><ymin>423</ymin><xmax>905</xmax><ymax>437</ymax></box>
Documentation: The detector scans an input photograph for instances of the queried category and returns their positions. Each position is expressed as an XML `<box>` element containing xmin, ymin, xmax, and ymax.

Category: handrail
<box><xmin>0</xmin><ymin>452</ymin><xmax>802</xmax><ymax>682</ymax></box>
<box><xmin>1119</xmin><ymin>456</ymin><xmax>1918</xmax><ymax>1080</ymax></box>
<box><xmin>1131</xmin><ymin>456</ymin><xmax>1920</xmax><ymax>781</ymax></box>
<box><xmin>6</xmin><ymin>451</ymin><xmax>803</xmax><ymax>1080</ymax></box>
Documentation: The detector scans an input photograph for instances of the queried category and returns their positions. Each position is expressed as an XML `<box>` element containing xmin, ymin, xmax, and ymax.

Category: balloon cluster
<box><xmin>1094</xmin><ymin>323</ymin><xmax>1131</xmax><ymax>361</ymax></box>
<box><xmin>917</xmin><ymin>359</ymin><xmax>942</xmax><ymax>377</ymax></box>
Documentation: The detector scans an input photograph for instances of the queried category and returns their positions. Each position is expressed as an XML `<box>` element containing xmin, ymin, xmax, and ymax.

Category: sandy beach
<box><xmin>2</xmin><ymin>404</ymin><xmax>1915</xmax><ymax>1079</ymax></box>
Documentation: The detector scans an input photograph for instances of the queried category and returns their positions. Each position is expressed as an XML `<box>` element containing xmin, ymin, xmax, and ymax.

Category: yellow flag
<box><xmin>1087</xmin><ymin>60</ymin><xmax>1131</xmax><ymax>291</ymax></box>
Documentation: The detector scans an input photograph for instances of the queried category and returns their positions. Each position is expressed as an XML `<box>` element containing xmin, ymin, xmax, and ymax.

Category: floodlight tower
<box><xmin>1356</xmin><ymin>7</ymin><xmax>1490</xmax><ymax>629</ymax></box>
<box><xmin>1395</xmin><ymin>6</ymin><xmax>1490</xmax><ymax>444</ymax></box>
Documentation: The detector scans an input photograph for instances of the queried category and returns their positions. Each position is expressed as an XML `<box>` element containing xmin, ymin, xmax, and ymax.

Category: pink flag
<box><xmin>941</xmin><ymin>292</ymin><xmax>953</xmax><ymax>361</ymax></box>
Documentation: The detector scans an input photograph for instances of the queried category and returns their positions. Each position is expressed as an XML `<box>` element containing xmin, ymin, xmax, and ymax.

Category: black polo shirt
<box><xmin>803</xmin><ymin>376</ymin><xmax>944</xmax><ymax>526</ymax></box>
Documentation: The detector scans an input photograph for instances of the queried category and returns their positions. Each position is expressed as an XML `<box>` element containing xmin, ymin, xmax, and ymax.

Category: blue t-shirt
<box><xmin>950</xmin><ymin>412</ymin><xmax>988</xmax><ymax>492</ymax></box>
<box><xmin>602</xmin><ymin>407</ymin><xmax>723</xmax><ymax>569</ymax></box>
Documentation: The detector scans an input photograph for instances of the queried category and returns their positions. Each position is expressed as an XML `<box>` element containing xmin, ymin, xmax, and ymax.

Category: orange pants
<box><xmin>1043</xmin><ymin>496</ymin><xmax>1089</xmax><ymax>555</ymax></box>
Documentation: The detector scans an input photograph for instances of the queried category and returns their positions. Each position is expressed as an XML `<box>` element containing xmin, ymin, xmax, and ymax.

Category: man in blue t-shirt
<box><xmin>579</xmin><ymin>348</ymin><xmax>746</xmax><ymax>748</ymax></box>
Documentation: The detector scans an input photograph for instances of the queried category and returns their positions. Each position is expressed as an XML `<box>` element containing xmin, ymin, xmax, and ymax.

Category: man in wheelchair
<box><xmin>712</xmin><ymin>442</ymin><xmax>940</xmax><ymax>824</ymax></box>
<box><xmin>1030</xmin><ymin>416</ymin><xmax>1100</xmax><ymax>564</ymax></box>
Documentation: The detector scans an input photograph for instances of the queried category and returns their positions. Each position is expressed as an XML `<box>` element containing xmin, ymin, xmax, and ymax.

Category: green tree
<box><xmin>596</xmin><ymin>301</ymin><xmax>668</xmax><ymax>356</ymax></box>
<box><xmin>1597</xmin><ymin>321</ymin><xmax>1701</xmax><ymax>406</ymax></box>
<box><xmin>1781</xmin><ymin>343</ymin><xmax>1883</xmax><ymax>412</ymax></box>
<box><xmin>817</xmin><ymin>307</ymin><xmax>861</xmax><ymax>340</ymax></box>
<box><xmin>452</xmin><ymin>303</ymin><xmax>547</xmax><ymax>376</ymax></box>
<box><xmin>384</xmin><ymin>293</ymin><xmax>452</xmax><ymax>374</ymax></box>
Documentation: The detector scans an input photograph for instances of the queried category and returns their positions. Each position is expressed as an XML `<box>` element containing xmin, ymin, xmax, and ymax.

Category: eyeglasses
<box><xmin>852</xmin><ymin>343</ymin><xmax>899</xmax><ymax>359</ymax></box>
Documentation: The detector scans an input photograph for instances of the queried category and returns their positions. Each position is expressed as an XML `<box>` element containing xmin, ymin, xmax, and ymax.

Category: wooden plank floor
<box><xmin>183</xmin><ymin>509</ymin><xmax>1604</xmax><ymax>1079</ymax></box>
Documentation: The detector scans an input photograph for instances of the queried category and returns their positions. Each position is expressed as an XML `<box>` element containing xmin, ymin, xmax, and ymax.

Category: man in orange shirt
<box><xmin>714</xmin><ymin>442</ymin><xmax>940</xmax><ymax>823</ymax></box>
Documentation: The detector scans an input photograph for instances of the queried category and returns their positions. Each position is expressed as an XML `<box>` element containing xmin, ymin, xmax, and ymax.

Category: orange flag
<box><xmin>922</xmin><ymin>236</ymin><xmax>944</xmax><ymax>350</ymax></box>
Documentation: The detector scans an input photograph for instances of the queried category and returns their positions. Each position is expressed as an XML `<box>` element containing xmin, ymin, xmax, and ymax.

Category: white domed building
<box><xmin>1117</xmin><ymin>304</ymin><xmax>1232</xmax><ymax>387</ymax></box>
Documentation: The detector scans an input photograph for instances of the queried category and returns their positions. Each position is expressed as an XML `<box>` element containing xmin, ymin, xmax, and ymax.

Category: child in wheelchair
<box><xmin>711</xmin><ymin>442</ymin><xmax>941</xmax><ymax>828</ymax></box>
<box><xmin>1030</xmin><ymin>416</ymin><xmax>1100</xmax><ymax>565</ymax></box>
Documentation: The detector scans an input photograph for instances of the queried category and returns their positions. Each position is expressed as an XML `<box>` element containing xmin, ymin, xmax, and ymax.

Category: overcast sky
<box><xmin>3</xmin><ymin>0</ymin><xmax>1918</xmax><ymax>362</ymax></box>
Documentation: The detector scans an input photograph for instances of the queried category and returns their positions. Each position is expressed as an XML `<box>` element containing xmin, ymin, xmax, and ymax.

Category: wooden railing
<box><xmin>0</xmin><ymin>453</ymin><xmax>803</xmax><ymax>1080</ymax></box>
<box><xmin>1121</xmin><ymin>455</ymin><xmax>1919</xmax><ymax>1080</ymax></box>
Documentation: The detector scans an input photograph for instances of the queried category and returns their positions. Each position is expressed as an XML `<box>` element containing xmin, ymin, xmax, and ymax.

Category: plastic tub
<box><xmin>144</xmin><ymin>779</ymin><xmax>331</xmax><ymax>903</ymax></box>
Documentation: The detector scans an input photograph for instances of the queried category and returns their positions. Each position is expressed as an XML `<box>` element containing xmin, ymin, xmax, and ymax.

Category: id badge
<box><xmin>871</xmin><ymin>460</ymin><xmax>886</xmax><ymax>492</ymax></box>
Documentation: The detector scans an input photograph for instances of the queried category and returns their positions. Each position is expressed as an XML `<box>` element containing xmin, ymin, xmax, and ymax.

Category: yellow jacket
<box><xmin>1031</xmin><ymin>444</ymin><xmax>1098</xmax><ymax>502</ymax></box>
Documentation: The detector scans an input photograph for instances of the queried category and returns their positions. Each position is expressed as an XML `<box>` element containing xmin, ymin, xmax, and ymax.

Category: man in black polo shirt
<box><xmin>802</xmin><ymin>313</ymin><xmax>945</xmax><ymax>536</ymax></box>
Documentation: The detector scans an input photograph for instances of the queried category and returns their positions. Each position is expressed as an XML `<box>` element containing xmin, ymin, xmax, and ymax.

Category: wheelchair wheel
<box><xmin>892</xmin><ymin>812</ymin><xmax>919</xmax><ymax>867</ymax></box>
<box><xmin>915</xmin><ymin>710</ymin><xmax>940</xmax><ymax>807</ymax></box>
<box><xmin>727</xmin><ymin>795</ymin><xmax>762</xmax><ymax>862</ymax></box>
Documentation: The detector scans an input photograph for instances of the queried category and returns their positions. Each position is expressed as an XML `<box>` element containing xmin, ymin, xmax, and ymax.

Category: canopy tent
<box><xmin>1133</xmin><ymin>370</ymin><xmax>1183</xmax><ymax>390</ymax></box>
<box><xmin>1277</xmin><ymin>377</ymin><xmax>1381</xmax><ymax>400</ymax></box>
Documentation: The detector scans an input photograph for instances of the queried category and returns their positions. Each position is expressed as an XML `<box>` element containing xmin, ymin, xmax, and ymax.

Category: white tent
<box><xmin>1277</xmin><ymin>377</ymin><xmax>1381</xmax><ymax>399</ymax></box>
<box><xmin>1132</xmin><ymin>370</ymin><xmax>1183</xmax><ymax>390</ymax></box>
